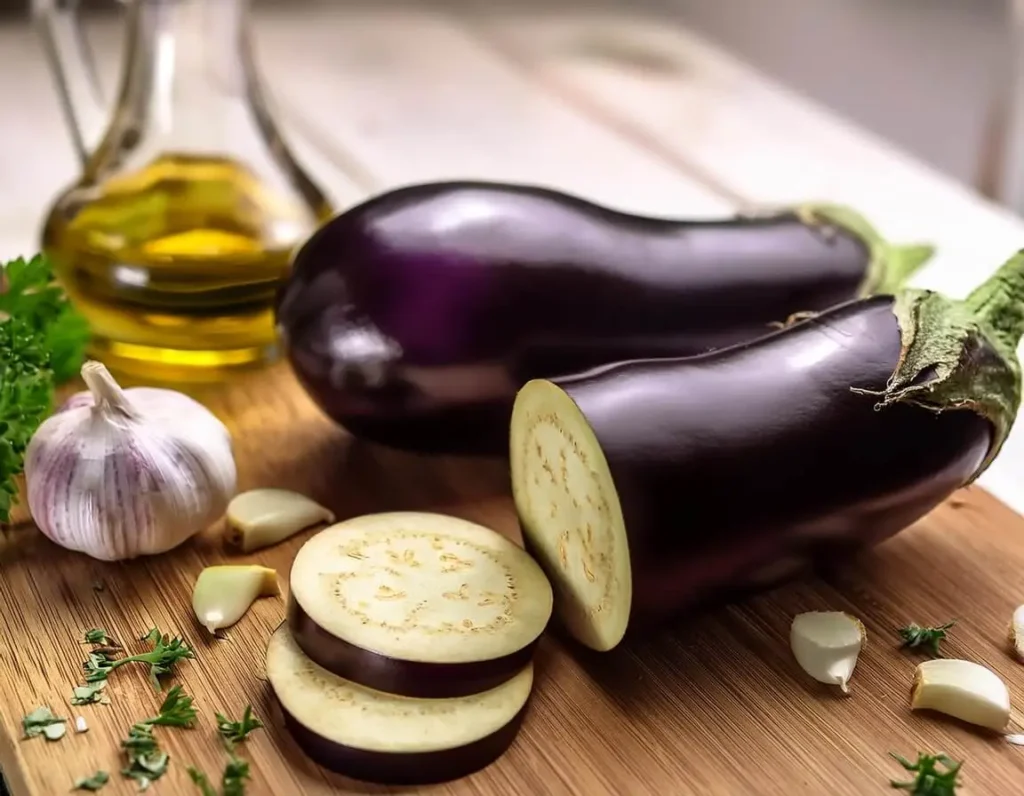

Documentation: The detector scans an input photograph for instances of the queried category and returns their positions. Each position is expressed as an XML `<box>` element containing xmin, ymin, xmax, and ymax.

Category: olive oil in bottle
<box><xmin>35</xmin><ymin>0</ymin><xmax>332</xmax><ymax>381</ymax></box>
<box><xmin>43</xmin><ymin>154</ymin><xmax>330</xmax><ymax>380</ymax></box>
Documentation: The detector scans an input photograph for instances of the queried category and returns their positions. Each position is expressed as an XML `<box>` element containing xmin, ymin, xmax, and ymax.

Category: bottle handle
<box><xmin>31</xmin><ymin>0</ymin><xmax>109</xmax><ymax>168</ymax></box>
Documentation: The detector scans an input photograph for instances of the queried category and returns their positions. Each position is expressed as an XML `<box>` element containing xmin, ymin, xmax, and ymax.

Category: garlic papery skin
<box><xmin>25</xmin><ymin>361</ymin><xmax>237</xmax><ymax>561</ymax></box>
<box><xmin>790</xmin><ymin>611</ymin><xmax>865</xmax><ymax>694</ymax></box>
<box><xmin>911</xmin><ymin>659</ymin><xmax>1011</xmax><ymax>731</ymax></box>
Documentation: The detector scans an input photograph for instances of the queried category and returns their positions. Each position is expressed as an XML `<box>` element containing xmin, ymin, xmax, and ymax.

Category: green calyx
<box><xmin>796</xmin><ymin>203</ymin><xmax>935</xmax><ymax>296</ymax></box>
<box><xmin>852</xmin><ymin>250</ymin><xmax>1024</xmax><ymax>480</ymax></box>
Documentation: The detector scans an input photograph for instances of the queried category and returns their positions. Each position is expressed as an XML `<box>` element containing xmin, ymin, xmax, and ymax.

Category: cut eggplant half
<box><xmin>510</xmin><ymin>251</ymin><xmax>1024</xmax><ymax>652</ymax></box>
<box><xmin>288</xmin><ymin>511</ymin><xmax>553</xmax><ymax>698</ymax></box>
<box><xmin>266</xmin><ymin>624</ymin><xmax>533</xmax><ymax>785</ymax></box>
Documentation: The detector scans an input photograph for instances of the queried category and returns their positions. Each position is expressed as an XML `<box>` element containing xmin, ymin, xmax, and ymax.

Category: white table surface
<box><xmin>4</xmin><ymin>3</ymin><xmax>1024</xmax><ymax>514</ymax></box>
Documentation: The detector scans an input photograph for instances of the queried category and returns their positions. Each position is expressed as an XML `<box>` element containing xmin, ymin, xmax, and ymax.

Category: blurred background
<box><xmin>1</xmin><ymin>0</ymin><xmax>1016</xmax><ymax>197</ymax></box>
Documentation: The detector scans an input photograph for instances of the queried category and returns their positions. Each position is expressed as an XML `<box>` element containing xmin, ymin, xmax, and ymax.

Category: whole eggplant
<box><xmin>509</xmin><ymin>252</ymin><xmax>1024</xmax><ymax>652</ymax></box>
<box><xmin>277</xmin><ymin>181</ymin><xmax>933</xmax><ymax>455</ymax></box>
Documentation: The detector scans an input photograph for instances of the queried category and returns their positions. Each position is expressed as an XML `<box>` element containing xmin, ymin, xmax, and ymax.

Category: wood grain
<box><xmin>0</xmin><ymin>364</ymin><xmax>1023</xmax><ymax>795</ymax></box>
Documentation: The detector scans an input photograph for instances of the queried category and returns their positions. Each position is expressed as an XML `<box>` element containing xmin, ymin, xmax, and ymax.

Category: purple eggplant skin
<box><xmin>551</xmin><ymin>298</ymin><xmax>988</xmax><ymax>631</ymax></box>
<box><xmin>514</xmin><ymin>252</ymin><xmax>1024</xmax><ymax>640</ymax></box>
<box><xmin>287</xmin><ymin>595</ymin><xmax>537</xmax><ymax>699</ymax></box>
<box><xmin>276</xmin><ymin>180</ymin><xmax>932</xmax><ymax>455</ymax></box>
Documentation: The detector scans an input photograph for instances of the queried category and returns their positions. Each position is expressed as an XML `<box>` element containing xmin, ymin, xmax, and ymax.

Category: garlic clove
<box><xmin>910</xmin><ymin>658</ymin><xmax>1011</xmax><ymax>731</ymax></box>
<box><xmin>790</xmin><ymin>611</ymin><xmax>865</xmax><ymax>693</ymax></box>
<box><xmin>225</xmin><ymin>489</ymin><xmax>334</xmax><ymax>553</ymax></box>
<box><xmin>192</xmin><ymin>565</ymin><xmax>279</xmax><ymax>635</ymax></box>
<box><xmin>1009</xmin><ymin>605</ymin><xmax>1024</xmax><ymax>661</ymax></box>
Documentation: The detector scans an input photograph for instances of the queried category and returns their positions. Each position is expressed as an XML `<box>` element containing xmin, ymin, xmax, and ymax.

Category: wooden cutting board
<box><xmin>1</xmin><ymin>363</ymin><xmax>1024</xmax><ymax>796</ymax></box>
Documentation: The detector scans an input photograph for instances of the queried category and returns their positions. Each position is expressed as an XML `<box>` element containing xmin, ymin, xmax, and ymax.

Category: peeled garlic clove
<box><xmin>1009</xmin><ymin>605</ymin><xmax>1024</xmax><ymax>661</ymax></box>
<box><xmin>192</xmin><ymin>565</ymin><xmax>279</xmax><ymax>634</ymax></box>
<box><xmin>25</xmin><ymin>361</ymin><xmax>237</xmax><ymax>561</ymax></box>
<box><xmin>225</xmin><ymin>489</ymin><xmax>334</xmax><ymax>553</ymax></box>
<box><xmin>790</xmin><ymin>611</ymin><xmax>865</xmax><ymax>693</ymax></box>
<box><xmin>911</xmin><ymin>658</ymin><xmax>1011</xmax><ymax>731</ymax></box>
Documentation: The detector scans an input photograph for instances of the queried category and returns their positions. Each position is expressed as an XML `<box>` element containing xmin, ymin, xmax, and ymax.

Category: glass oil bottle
<box><xmin>34</xmin><ymin>0</ymin><xmax>333</xmax><ymax>381</ymax></box>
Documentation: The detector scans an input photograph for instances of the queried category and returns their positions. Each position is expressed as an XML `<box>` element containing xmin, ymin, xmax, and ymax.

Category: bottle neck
<box><xmin>118</xmin><ymin>0</ymin><xmax>258</xmax><ymax>149</ymax></box>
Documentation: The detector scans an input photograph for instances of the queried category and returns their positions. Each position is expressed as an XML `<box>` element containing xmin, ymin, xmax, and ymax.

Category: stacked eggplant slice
<box><xmin>266</xmin><ymin>512</ymin><xmax>553</xmax><ymax>784</ymax></box>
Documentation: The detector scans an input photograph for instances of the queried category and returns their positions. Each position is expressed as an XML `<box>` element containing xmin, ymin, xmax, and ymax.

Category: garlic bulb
<box><xmin>25</xmin><ymin>361</ymin><xmax>237</xmax><ymax>561</ymax></box>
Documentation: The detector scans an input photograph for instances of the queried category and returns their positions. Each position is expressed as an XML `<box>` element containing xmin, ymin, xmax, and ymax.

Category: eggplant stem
<box><xmin>965</xmin><ymin>249</ymin><xmax>1024</xmax><ymax>356</ymax></box>
<box><xmin>795</xmin><ymin>203</ymin><xmax>934</xmax><ymax>296</ymax></box>
<box><xmin>851</xmin><ymin>249</ymin><xmax>1024</xmax><ymax>482</ymax></box>
<box><xmin>877</xmin><ymin>244</ymin><xmax>935</xmax><ymax>294</ymax></box>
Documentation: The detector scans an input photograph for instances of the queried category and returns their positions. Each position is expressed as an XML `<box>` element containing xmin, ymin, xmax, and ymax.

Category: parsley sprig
<box><xmin>890</xmin><ymin>752</ymin><xmax>962</xmax><ymax>794</ymax></box>
<box><xmin>120</xmin><ymin>723</ymin><xmax>169</xmax><ymax>791</ymax></box>
<box><xmin>115</xmin><ymin>685</ymin><xmax>197</xmax><ymax>790</ymax></box>
<box><xmin>84</xmin><ymin>627</ymin><xmax>194</xmax><ymax>691</ymax></box>
<box><xmin>0</xmin><ymin>254</ymin><xmax>89</xmax><ymax>382</ymax></box>
<box><xmin>0</xmin><ymin>254</ymin><xmax>89</xmax><ymax>522</ymax></box>
<box><xmin>898</xmin><ymin>621</ymin><xmax>956</xmax><ymax>657</ymax></box>
<box><xmin>145</xmin><ymin>685</ymin><xmax>197</xmax><ymax>728</ymax></box>
<box><xmin>215</xmin><ymin>705</ymin><xmax>262</xmax><ymax>747</ymax></box>
<box><xmin>73</xmin><ymin>770</ymin><xmax>109</xmax><ymax>791</ymax></box>
<box><xmin>188</xmin><ymin>756</ymin><xmax>250</xmax><ymax>796</ymax></box>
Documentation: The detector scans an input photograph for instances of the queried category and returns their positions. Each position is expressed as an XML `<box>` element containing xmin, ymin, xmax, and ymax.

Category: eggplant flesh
<box><xmin>277</xmin><ymin>181</ymin><xmax>920</xmax><ymax>454</ymax></box>
<box><xmin>510</xmin><ymin>297</ymin><xmax>993</xmax><ymax>651</ymax></box>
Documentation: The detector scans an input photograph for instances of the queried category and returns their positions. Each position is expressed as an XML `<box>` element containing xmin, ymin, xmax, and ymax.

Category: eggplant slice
<box><xmin>266</xmin><ymin>625</ymin><xmax>533</xmax><ymax>784</ymax></box>
<box><xmin>289</xmin><ymin>511</ymin><xmax>553</xmax><ymax>698</ymax></box>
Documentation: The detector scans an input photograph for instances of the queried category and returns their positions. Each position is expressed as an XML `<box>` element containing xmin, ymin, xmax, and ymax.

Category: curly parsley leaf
<box><xmin>0</xmin><ymin>254</ymin><xmax>89</xmax><ymax>383</ymax></box>
<box><xmin>0</xmin><ymin>254</ymin><xmax>89</xmax><ymax>522</ymax></box>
